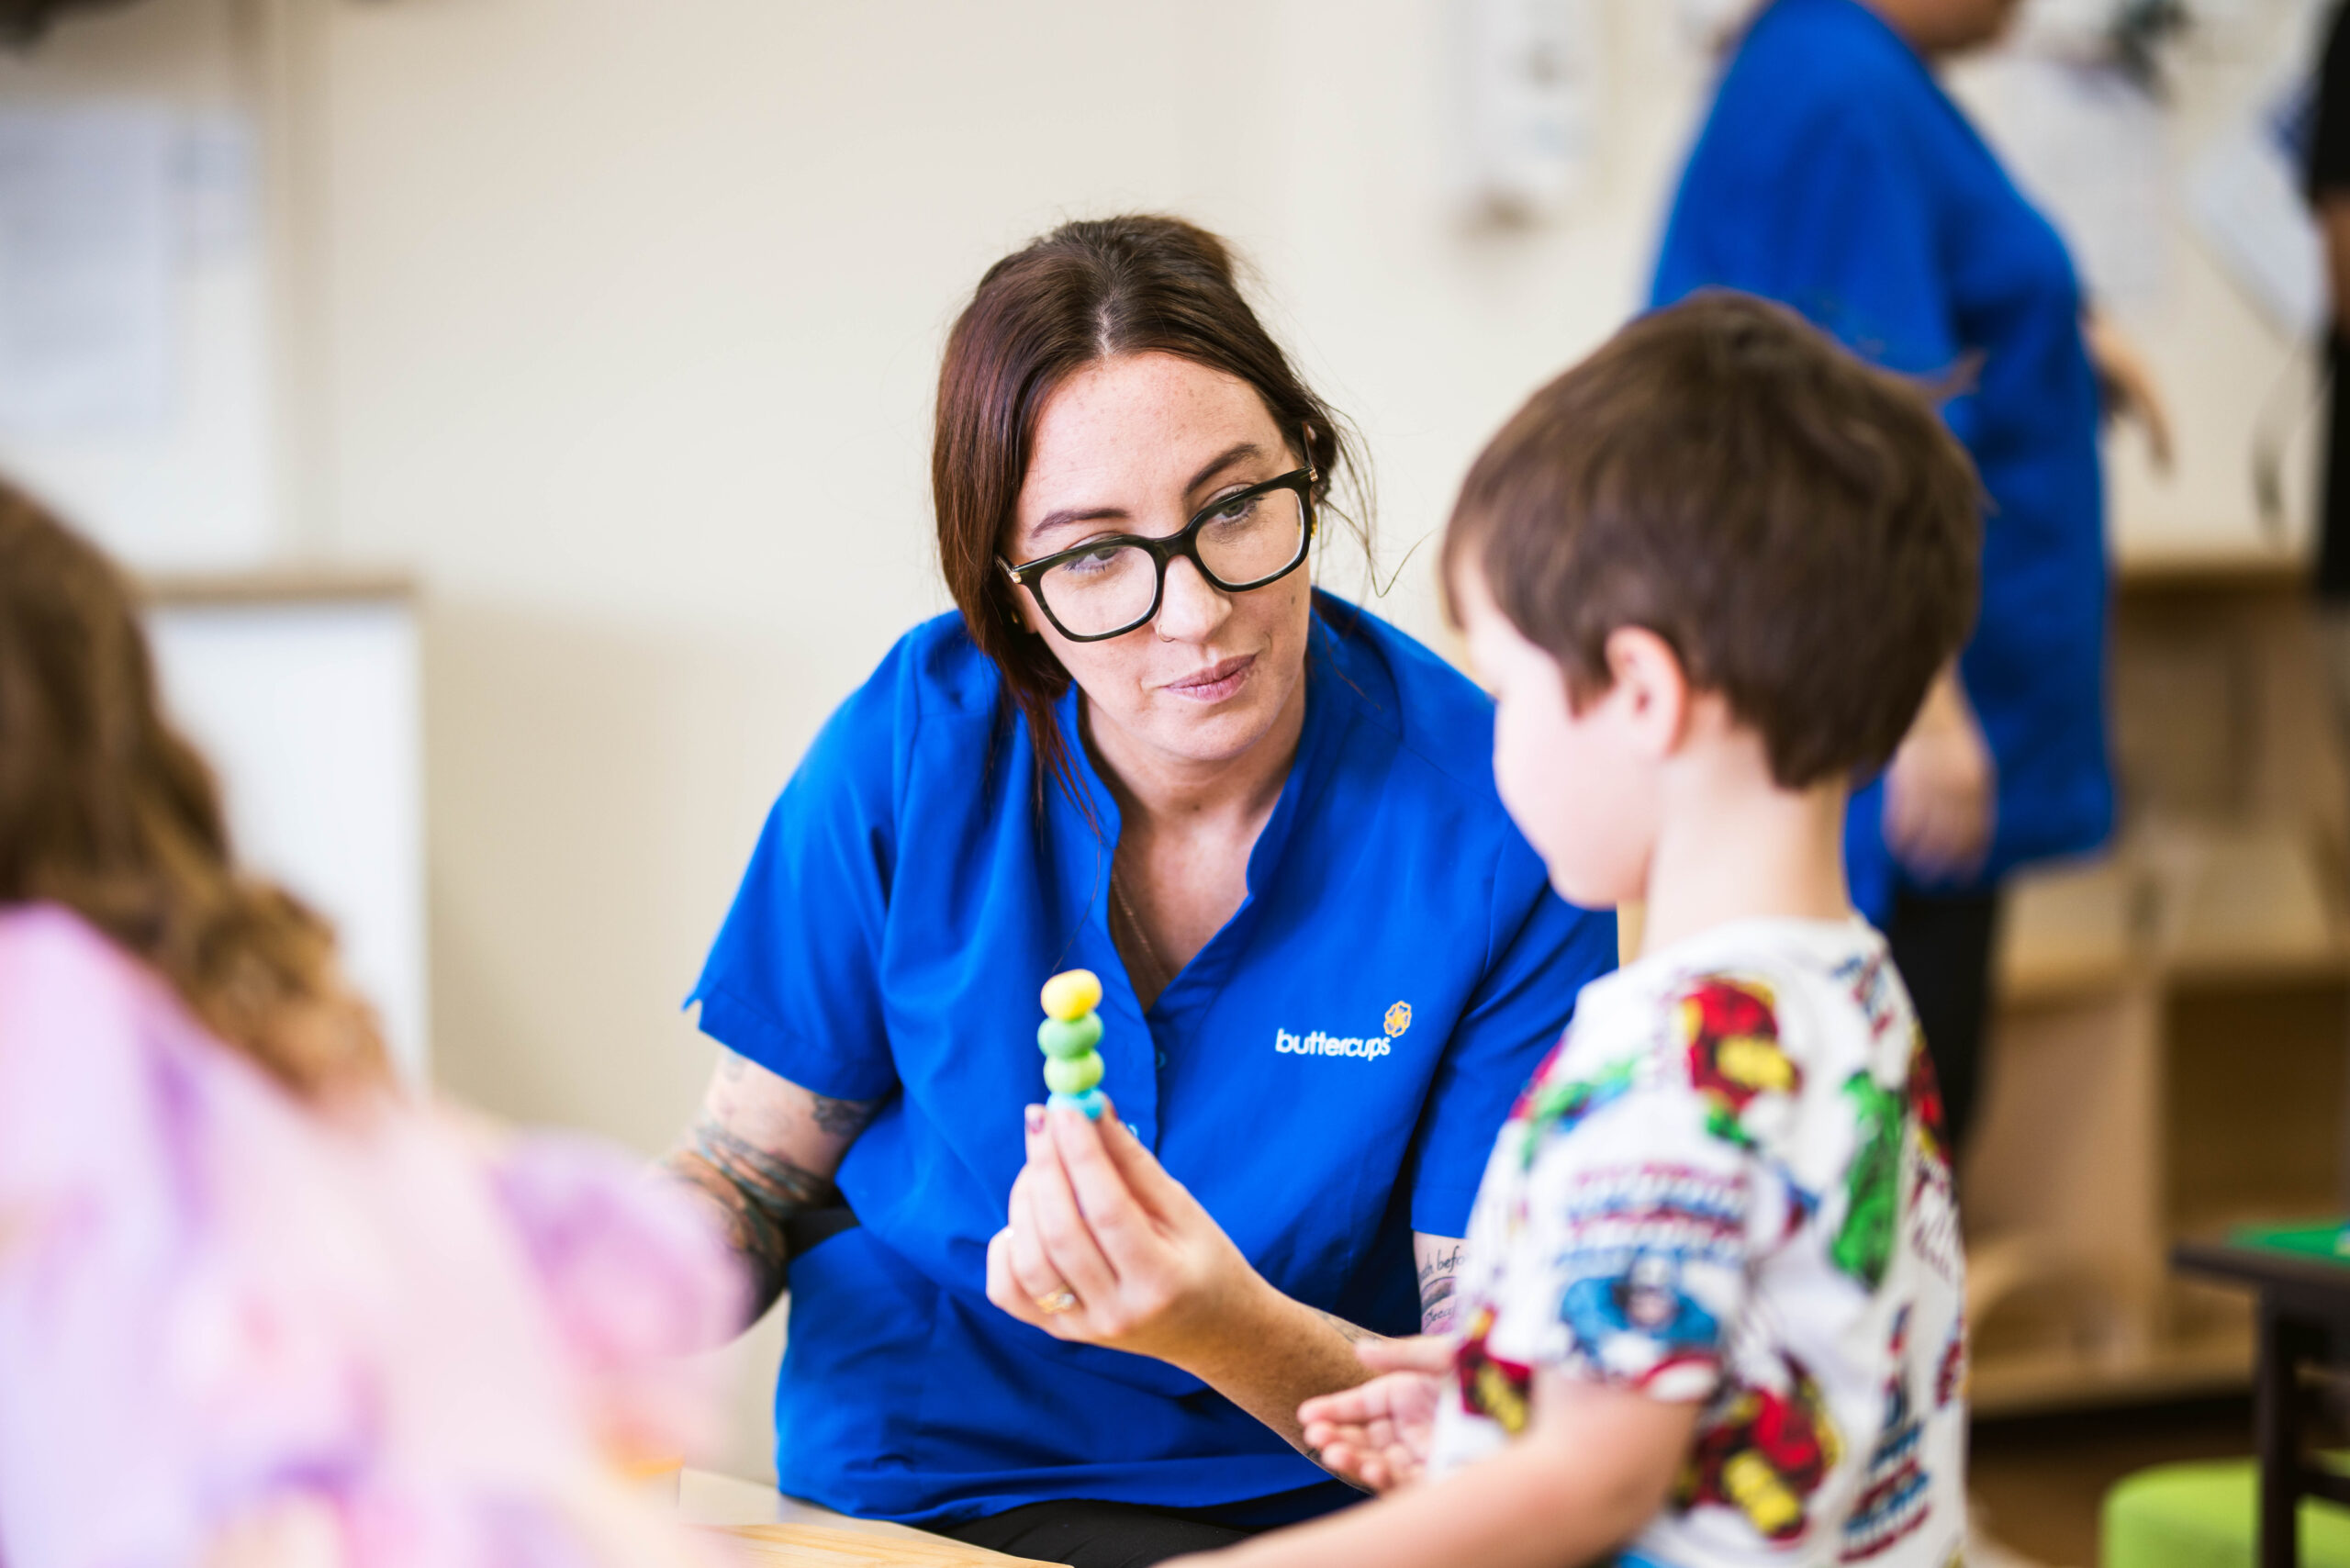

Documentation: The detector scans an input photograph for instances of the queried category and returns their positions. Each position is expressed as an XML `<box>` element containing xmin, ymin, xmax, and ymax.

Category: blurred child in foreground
<box><xmin>0</xmin><ymin>484</ymin><xmax>741</xmax><ymax>1568</ymax></box>
<box><xmin>1178</xmin><ymin>294</ymin><xmax>1975</xmax><ymax>1568</ymax></box>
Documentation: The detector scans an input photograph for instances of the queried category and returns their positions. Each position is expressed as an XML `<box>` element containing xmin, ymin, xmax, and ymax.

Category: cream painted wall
<box><xmin>286</xmin><ymin>0</ymin><xmax>2304</xmax><ymax>1481</ymax></box>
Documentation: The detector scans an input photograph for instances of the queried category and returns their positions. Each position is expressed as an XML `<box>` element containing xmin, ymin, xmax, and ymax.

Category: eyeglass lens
<box><xmin>1034</xmin><ymin>485</ymin><xmax>1307</xmax><ymax>638</ymax></box>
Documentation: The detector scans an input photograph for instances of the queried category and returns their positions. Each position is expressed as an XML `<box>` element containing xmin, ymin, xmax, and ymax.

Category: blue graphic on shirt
<box><xmin>1562</xmin><ymin>1255</ymin><xmax>1723</xmax><ymax>1361</ymax></box>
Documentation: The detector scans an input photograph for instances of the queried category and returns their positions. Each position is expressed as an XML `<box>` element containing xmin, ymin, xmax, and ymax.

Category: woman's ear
<box><xmin>1601</xmin><ymin>626</ymin><xmax>1693</xmax><ymax>761</ymax></box>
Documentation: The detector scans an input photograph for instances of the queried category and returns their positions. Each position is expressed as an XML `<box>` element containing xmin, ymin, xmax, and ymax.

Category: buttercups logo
<box><xmin>1275</xmin><ymin>1002</ymin><xmax>1412</xmax><ymax>1062</ymax></box>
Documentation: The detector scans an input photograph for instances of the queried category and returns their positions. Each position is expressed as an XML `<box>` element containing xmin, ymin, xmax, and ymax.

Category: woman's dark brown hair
<box><xmin>0</xmin><ymin>482</ymin><xmax>388</xmax><ymax>1096</ymax></box>
<box><xmin>933</xmin><ymin>214</ymin><xmax>1366</xmax><ymax>804</ymax></box>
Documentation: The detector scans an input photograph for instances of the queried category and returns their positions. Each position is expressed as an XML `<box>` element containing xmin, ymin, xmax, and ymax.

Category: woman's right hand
<box><xmin>1297</xmin><ymin>1337</ymin><xmax>1453</xmax><ymax>1494</ymax></box>
<box><xmin>985</xmin><ymin>1099</ymin><xmax>1266</xmax><ymax>1367</ymax></box>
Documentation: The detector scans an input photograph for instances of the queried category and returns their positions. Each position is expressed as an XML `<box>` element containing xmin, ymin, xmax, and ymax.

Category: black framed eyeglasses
<box><xmin>999</xmin><ymin>468</ymin><xmax>1318</xmax><ymax>643</ymax></box>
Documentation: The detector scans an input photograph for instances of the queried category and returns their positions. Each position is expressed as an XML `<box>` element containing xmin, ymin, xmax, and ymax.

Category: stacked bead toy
<box><xmin>1038</xmin><ymin>969</ymin><xmax>1108</xmax><ymax>1120</ymax></box>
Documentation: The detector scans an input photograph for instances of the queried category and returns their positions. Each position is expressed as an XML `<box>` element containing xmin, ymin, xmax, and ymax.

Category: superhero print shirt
<box><xmin>1429</xmin><ymin>917</ymin><xmax>1965</xmax><ymax>1568</ymax></box>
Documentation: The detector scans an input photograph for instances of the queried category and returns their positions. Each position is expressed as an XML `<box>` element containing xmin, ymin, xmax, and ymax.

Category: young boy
<box><xmin>1179</xmin><ymin>293</ymin><xmax>1979</xmax><ymax>1568</ymax></box>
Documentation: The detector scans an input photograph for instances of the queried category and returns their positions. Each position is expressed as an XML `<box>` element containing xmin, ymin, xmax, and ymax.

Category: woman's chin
<box><xmin>1137</xmin><ymin>690</ymin><xmax>1289</xmax><ymax>768</ymax></box>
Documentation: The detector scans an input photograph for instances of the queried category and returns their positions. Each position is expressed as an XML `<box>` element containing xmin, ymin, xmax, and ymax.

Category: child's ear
<box><xmin>1601</xmin><ymin>626</ymin><xmax>1692</xmax><ymax>761</ymax></box>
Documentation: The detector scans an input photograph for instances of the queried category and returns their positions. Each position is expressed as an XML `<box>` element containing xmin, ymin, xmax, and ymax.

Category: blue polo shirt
<box><xmin>1651</xmin><ymin>0</ymin><xmax>2116</xmax><ymax>917</ymax></box>
<box><xmin>688</xmin><ymin>591</ymin><xmax>1616</xmax><ymax>1527</ymax></box>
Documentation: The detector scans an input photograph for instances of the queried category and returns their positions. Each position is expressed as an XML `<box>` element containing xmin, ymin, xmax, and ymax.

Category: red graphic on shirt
<box><xmin>1682</xmin><ymin>979</ymin><xmax>1800</xmax><ymax>1146</ymax></box>
<box><xmin>1455</xmin><ymin>1305</ymin><xmax>1535</xmax><ymax>1437</ymax></box>
<box><xmin>1935</xmin><ymin>1326</ymin><xmax>1966</xmax><ymax>1409</ymax></box>
<box><xmin>1675</xmin><ymin>1361</ymin><xmax>1841</xmax><ymax>1542</ymax></box>
<box><xmin>1908</xmin><ymin>1030</ymin><xmax>1949</xmax><ymax>1173</ymax></box>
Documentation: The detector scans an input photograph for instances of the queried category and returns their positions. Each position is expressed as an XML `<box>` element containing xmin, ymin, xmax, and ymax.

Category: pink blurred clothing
<box><xmin>0</xmin><ymin>905</ymin><xmax>745</xmax><ymax>1568</ymax></box>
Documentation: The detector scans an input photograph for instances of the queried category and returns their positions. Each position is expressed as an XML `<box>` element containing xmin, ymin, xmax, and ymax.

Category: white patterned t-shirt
<box><xmin>1429</xmin><ymin>917</ymin><xmax>1965</xmax><ymax>1568</ymax></box>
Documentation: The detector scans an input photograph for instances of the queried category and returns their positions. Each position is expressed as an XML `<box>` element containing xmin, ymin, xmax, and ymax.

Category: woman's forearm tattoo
<box><xmin>811</xmin><ymin>1094</ymin><xmax>880</xmax><ymax>1137</ymax></box>
<box><xmin>659</xmin><ymin>1052</ymin><xmax>879</xmax><ymax>1322</ymax></box>
<box><xmin>660</xmin><ymin>1116</ymin><xmax>842</xmax><ymax>1319</ymax></box>
<box><xmin>1417</xmin><ymin>1242</ymin><xmax>1465</xmax><ymax>1335</ymax></box>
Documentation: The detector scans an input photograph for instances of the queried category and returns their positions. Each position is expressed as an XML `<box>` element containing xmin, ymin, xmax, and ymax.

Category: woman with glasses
<box><xmin>657</xmin><ymin>215</ymin><xmax>1617</xmax><ymax>1568</ymax></box>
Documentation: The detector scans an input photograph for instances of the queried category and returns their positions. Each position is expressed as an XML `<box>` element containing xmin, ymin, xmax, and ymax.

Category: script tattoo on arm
<box><xmin>1416</xmin><ymin>1238</ymin><xmax>1466</xmax><ymax>1336</ymax></box>
<box><xmin>657</xmin><ymin>1048</ymin><xmax>879</xmax><ymax>1327</ymax></box>
<box><xmin>1314</xmin><ymin>1308</ymin><xmax>1382</xmax><ymax>1347</ymax></box>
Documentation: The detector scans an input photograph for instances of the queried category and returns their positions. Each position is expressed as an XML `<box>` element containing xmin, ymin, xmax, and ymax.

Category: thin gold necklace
<box><xmin>1110</xmin><ymin>861</ymin><xmax>1170</xmax><ymax>996</ymax></box>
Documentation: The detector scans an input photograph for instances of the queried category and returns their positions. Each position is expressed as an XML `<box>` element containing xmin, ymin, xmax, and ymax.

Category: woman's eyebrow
<box><xmin>1029</xmin><ymin>442</ymin><xmax>1269</xmax><ymax>541</ymax></box>
<box><xmin>1032</xmin><ymin>504</ymin><xmax>1128</xmax><ymax>539</ymax></box>
<box><xmin>1185</xmin><ymin>442</ymin><xmax>1267</xmax><ymax>496</ymax></box>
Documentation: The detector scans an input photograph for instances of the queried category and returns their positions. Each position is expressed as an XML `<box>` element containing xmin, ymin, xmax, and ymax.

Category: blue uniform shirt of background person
<box><xmin>688</xmin><ymin>589</ymin><xmax>1617</xmax><ymax>1528</ymax></box>
<box><xmin>1651</xmin><ymin>0</ymin><xmax>2115</xmax><ymax>922</ymax></box>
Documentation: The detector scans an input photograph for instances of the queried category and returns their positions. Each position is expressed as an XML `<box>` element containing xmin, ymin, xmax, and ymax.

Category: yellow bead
<box><xmin>1040</xmin><ymin>969</ymin><xmax>1102</xmax><ymax>1022</ymax></box>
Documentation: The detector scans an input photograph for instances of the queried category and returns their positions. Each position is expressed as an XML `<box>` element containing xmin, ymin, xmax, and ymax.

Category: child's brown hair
<box><xmin>0</xmin><ymin>481</ymin><xmax>388</xmax><ymax>1096</ymax></box>
<box><xmin>1444</xmin><ymin>291</ymin><xmax>1982</xmax><ymax>788</ymax></box>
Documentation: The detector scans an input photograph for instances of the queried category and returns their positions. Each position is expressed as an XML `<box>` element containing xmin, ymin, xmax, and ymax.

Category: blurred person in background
<box><xmin>1652</xmin><ymin>0</ymin><xmax>2169</xmax><ymax>1163</ymax></box>
<box><xmin>0</xmin><ymin>483</ymin><xmax>740</xmax><ymax>1568</ymax></box>
<box><xmin>659</xmin><ymin>215</ymin><xmax>1618</xmax><ymax>1568</ymax></box>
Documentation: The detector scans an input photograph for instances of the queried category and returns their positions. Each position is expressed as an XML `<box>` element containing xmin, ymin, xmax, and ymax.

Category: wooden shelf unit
<box><xmin>1964</xmin><ymin>544</ymin><xmax>2350</xmax><ymax>1417</ymax></box>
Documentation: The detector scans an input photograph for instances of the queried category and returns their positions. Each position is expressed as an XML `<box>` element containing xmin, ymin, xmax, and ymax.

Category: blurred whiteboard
<box><xmin>0</xmin><ymin>106</ymin><xmax>173</xmax><ymax>432</ymax></box>
<box><xmin>145</xmin><ymin>586</ymin><xmax>429</xmax><ymax>1081</ymax></box>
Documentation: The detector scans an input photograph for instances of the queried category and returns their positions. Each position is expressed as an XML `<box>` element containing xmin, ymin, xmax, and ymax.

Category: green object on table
<box><xmin>2105</xmin><ymin>1461</ymin><xmax>2350</xmax><ymax>1568</ymax></box>
<box><xmin>2228</xmin><ymin>1219</ymin><xmax>2350</xmax><ymax>1262</ymax></box>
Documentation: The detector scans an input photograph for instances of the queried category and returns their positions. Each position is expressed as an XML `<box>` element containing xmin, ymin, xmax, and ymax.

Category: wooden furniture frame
<box><xmin>1966</xmin><ymin>547</ymin><xmax>2350</xmax><ymax>1416</ymax></box>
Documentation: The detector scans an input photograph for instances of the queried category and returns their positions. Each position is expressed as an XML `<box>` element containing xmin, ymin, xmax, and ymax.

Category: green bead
<box><xmin>1043</xmin><ymin>1051</ymin><xmax>1103</xmax><ymax>1095</ymax></box>
<box><xmin>1037</xmin><ymin>1013</ymin><xmax>1102</xmax><ymax>1059</ymax></box>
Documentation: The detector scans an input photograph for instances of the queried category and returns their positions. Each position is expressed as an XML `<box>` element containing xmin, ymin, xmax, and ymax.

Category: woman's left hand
<box><xmin>986</xmin><ymin>1099</ymin><xmax>1264</xmax><ymax>1368</ymax></box>
<box><xmin>1884</xmin><ymin>664</ymin><xmax>1997</xmax><ymax>883</ymax></box>
<box><xmin>2084</xmin><ymin>310</ymin><xmax>2175</xmax><ymax>473</ymax></box>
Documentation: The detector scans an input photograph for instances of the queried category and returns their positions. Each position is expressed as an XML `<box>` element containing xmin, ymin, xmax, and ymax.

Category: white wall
<box><xmin>147</xmin><ymin>596</ymin><xmax>428</xmax><ymax>1081</ymax></box>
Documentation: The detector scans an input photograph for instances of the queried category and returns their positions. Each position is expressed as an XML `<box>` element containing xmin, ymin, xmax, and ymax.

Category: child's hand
<box><xmin>1298</xmin><ymin>1336</ymin><xmax>1453</xmax><ymax>1494</ymax></box>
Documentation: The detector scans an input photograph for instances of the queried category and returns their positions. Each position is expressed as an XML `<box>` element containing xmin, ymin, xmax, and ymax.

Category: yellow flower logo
<box><xmin>1384</xmin><ymin>1001</ymin><xmax>1413</xmax><ymax>1038</ymax></box>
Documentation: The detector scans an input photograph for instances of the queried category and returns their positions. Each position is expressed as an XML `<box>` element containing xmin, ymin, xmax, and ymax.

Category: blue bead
<box><xmin>1047</xmin><ymin>1088</ymin><xmax>1107</xmax><ymax>1120</ymax></box>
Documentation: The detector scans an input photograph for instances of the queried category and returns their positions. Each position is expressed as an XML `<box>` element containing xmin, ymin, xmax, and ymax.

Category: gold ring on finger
<box><xmin>1035</xmin><ymin>1290</ymin><xmax>1079</xmax><ymax>1315</ymax></box>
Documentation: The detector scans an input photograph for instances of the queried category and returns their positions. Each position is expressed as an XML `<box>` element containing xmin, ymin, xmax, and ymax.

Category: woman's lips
<box><xmin>1163</xmin><ymin>654</ymin><xmax>1256</xmax><ymax>703</ymax></box>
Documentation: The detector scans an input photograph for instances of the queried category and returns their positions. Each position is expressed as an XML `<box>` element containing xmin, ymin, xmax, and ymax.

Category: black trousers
<box><xmin>1883</xmin><ymin>882</ymin><xmax>2000</xmax><ymax>1162</ymax></box>
<box><xmin>934</xmin><ymin>1499</ymin><xmax>1258</xmax><ymax>1567</ymax></box>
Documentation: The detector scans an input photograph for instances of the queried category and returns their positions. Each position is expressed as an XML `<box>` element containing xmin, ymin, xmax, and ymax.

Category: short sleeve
<box><xmin>1513</xmin><ymin>1073</ymin><xmax>1755</xmax><ymax>1404</ymax></box>
<box><xmin>687</xmin><ymin>659</ymin><xmax>909</xmax><ymax>1103</ymax></box>
<box><xmin>1407</xmin><ymin>841</ymin><xmax>1617</xmax><ymax>1237</ymax></box>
